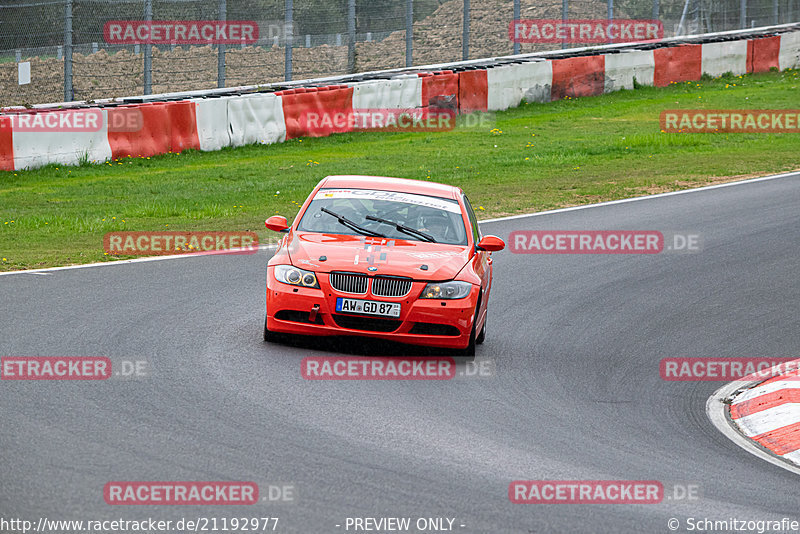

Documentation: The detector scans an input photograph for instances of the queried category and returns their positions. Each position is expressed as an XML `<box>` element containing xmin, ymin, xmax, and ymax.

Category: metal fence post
<box><xmin>144</xmin><ymin>0</ymin><xmax>152</xmax><ymax>95</ymax></box>
<box><xmin>406</xmin><ymin>0</ymin><xmax>413</xmax><ymax>67</ymax></box>
<box><xmin>740</xmin><ymin>0</ymin><xmax>746</xmax><ymax>29</ymax></box>
<box><xmin>562</xmin><ymin>0</ymin><xmax>568</xmax><ymax>49</ymax></box>
<box><xmin>773</xmin><ymin>0</ymin><xmax>779</xmax><ymax>24</ymax></box>
<box><xmin>608</xmin><ymin>0</ymin><xmax>613</xmax><ymax>44</ymax></box>
<box><xmin>64</xmin><ymin>0</ymin><xmax>73</xmax><ymax>101</ymax></box>
<box><xmin>347</xmin><ymin>0</ymin><xmax>356</xmax><ymax>73</ymax></box>
<box><xmin>462</xmin><ymin>0</ymin><xmax>469</xmax><ymax>61</ymax></box>
<box><xmin>218</xmin><ymin>0</ymin><xmax>226</xmax><ymax>88</ymax></box>
<box><xmin>513</xmin><ymin>0</ymin><xmax>520</xmax><ymax>54</ymax></box>
<box><xmin>285</xmin><ymin>0</ymin><xmax>293</xmax><ymax>81</ymax></box>
<box><xmin>653</xmin><ymin>0</ymin><xmax>659</xmax><ymax>20</ymax></box>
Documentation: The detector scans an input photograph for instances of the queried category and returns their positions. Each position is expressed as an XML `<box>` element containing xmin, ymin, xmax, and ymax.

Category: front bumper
<box><xmin>266</xmin><ymin>269</ymin><xmax>478</xmax><ymax>349</ymax></box>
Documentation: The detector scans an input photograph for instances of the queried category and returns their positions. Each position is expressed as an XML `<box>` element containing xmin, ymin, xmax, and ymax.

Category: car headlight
<box><xmin>420</xmin><ymin>281</ymin><xmax>472</xmax><ymax>299</ymax></box>
<box><xmin>274</xmin><ymin>265</ymin><xmax>319</xmax><ymax>289</ymax></box>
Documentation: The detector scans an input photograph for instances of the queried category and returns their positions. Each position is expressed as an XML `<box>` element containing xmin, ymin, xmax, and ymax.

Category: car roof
<box><xmin>319</xmin><ymin>175</ymin><xmax>462</xmax><ymax>201</ymax></box>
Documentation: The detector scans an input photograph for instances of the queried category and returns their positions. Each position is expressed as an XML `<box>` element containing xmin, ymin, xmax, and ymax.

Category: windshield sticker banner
<box><xmin>315</xmin><ymin>189</ymin><xmax>462</xmax><ymax>214</ymax></box>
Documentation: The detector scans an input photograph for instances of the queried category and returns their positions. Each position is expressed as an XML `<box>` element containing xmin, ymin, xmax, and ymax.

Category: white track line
<box><xmin>479</xmin><ymin>170</ymin><xmax>800</xmax><ymax>224</ymax></box>
<box><xmin>2</xmin><ymin>170</ymin><xmax>798</xmax><ymax>277</ymax></box>
<box><xmin>0</xmin><ymin>244</ymin><xmax>278</xmax><ymax>277</ymax></box>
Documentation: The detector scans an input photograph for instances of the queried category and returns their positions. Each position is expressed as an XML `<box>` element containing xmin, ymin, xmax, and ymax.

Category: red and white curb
<box><xmin>707</xmin><ymin>358</ymin><xmax>800</xmax><ymax>475</ymax></box>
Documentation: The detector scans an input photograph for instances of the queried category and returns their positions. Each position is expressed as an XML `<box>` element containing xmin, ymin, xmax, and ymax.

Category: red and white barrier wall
<box><xmin>748</xmin><ymin>36</ymin><xmax>781</xmax><ymax>72</ymax></box>
<box><xmin>604</xmin><ymin>50</ymin><xmax>655</xmax><ymax>91</ymax></box>
<box><xmin>200</xmin><ymin>92</ymin><xmax>286</xmax><ymax>149</ymax></box>
<box><xmin>107</xmin><ymin>101</ymin><xmax>201</xmax><ymax>159</ymax></box>
<box><xmin>457</xmin><ymin>69</ymin><xmax>488</xmax><ymax>112</ymax></box>
<box><xmin>778</xmin><ymin>31</ymin><xmax>800</xmax><ymax>70</ymax></box>
<box><xmin>0</xmin><ymin>116</ymin><xmax>12</xmax><ymax>171</ymax></box>
<box><xmin>9</xmin><ymin>108</ymin><xmax>113</xmax><ymax>169</ymax></box>
<box><xmin>702</xmin><ymin>40</ymin><xmax>748</xmax><ymax>77</ymax></box>
<box><xmin>487</xmin><ymin>60</ymin><xmax>552</xmax><ymax>110</ymax></box>
<box><xmin>1</xmin><ymin>28</ymin><xmax>799</xmax><ymax>171</ymax></box>
<box><xmin>351</xmin><ymin>75</ymin><xmax>422</xmax><ymax>109</ymax></box>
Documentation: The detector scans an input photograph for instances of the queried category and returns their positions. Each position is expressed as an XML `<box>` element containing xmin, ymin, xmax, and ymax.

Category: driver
<box><xmin>418</xmin><ymin>210</ymin><xmax>452</xmax><ymax>242</ymax></box>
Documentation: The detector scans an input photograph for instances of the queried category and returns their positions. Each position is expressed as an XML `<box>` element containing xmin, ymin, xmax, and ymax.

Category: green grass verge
<box><xmin>1</xmin><ymin>69</ymin><xmax>799</xmax><ymax>271</ymax></box>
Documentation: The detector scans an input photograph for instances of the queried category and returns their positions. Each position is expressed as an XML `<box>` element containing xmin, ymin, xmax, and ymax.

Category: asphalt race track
<box><xmin>1</xmin><ymin>172</ymin><xmax>799</xmax><ymax>533</ymax></box>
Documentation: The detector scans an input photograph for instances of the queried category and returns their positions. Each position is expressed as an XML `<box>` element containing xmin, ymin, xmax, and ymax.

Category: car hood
<box><xmin>287</xmin><ymin>232</ymin><xmax>471</xmax><ymax>280</ymax></box>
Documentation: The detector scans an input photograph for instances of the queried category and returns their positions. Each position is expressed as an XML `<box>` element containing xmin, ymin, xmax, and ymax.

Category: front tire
<box><xmin>460</xmin><ymin>299</ymin><xmax>481</xmax><ymax>357</ymax></box>
<box><xmin>263</xmin><ymin>314</ymin><xmax>277</xmax><ymax>342</ymax></box>
<box><xmin>461</xmin><ymin>327</ymin><xmax>476</xmax><ymax>357</ymax></box>
<box><xmin>476</xmin><ymin>315</ymin><xmax>486</xmax><ymax>345</ymax></box>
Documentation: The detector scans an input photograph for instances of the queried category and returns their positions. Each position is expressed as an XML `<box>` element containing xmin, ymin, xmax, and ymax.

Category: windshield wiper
<box><xmin>320</xmin><ymin>207</ymin><xmax>386</xmax><ymax>238</ymax></box>
<box><xmin>365</xmin><ymin>215</ymin><xmax>437</xmax><ymax>243</ymax></box>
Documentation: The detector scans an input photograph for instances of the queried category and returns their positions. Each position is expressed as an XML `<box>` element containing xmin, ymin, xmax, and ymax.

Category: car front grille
<box><xmin>372</xmin><ymin>276</ymin><xmax>413</xmax><ymax>297</ymax></box>
<box><xmin>329</xmin><ymin>272</ymin><xmax>368</xmax><ymax>294</ymax></box>
<box><xmin>329</xmin><ymin>272</ymin><xmax>412</xmax><ymax>297</ymax></box>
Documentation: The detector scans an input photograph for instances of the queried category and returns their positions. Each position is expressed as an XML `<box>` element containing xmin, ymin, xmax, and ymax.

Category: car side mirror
<box><xmin>476</xmin><ymin>235</ymin><xmax>505</xmax><ymax>252</ymax></box>
<box><xmin>265</xmin><ymin>215</ymin><xmax>289</xmax><ymax>233</ymax></box>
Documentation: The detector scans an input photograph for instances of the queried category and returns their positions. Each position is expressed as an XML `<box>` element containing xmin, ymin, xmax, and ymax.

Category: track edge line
<box><xmin>2</xmin><ymin>170</ymin><xmax>798</xmax><ymax>277</ymax></box>
<box><xmin>479</xmin><ymin>170</ymin><xmax>800</xmax><ymax>224</ymax></box>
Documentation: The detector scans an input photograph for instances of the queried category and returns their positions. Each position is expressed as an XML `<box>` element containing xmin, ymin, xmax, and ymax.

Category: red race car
<box><xmin>263</xmin><ymin>175</ymin><xmax>505</xmax><ymax>355</ymax></box>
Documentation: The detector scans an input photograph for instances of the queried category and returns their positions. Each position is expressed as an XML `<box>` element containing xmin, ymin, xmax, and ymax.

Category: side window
<box><xmin>462</xmin><ymin>194</ymin><xmax>481</xmax><ymax>245</ymax></box>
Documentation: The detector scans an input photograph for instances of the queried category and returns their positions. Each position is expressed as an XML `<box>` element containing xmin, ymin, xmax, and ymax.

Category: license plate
<box><xmin>336</xmin><ymin>297</ymin><xmax>401</xmax><ymax>318</ymax></box>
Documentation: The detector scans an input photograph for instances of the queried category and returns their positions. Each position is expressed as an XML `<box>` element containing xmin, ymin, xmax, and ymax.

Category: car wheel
<box><xmin>476</xmin><ymin>315</ymin><xmax>486</xmax><ymax>345</ymax></box>
<box><xmin>461</xmin><ymin>329</ymin><xmax>476</xmax><ymax>357</ymax></box>
<box><xmin>460</xmin><ymin>301</ymin><xmax>480</xmax><ymax>357</ymax></box>
<box><xmin>263</xmin><ymin>314</ymin><xmax>277</xmax><ymax>342</ymax></box>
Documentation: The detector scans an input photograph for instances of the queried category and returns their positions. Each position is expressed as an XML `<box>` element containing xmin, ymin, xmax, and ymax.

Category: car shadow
<box><xmin>263</xmin><ymin>329</ymin><xmax>474</xmax><ymax>361</ymax></box>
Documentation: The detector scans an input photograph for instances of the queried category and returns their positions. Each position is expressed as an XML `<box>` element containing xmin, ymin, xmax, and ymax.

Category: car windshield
<box><xmin>297</xmin><ymin>188</ymin><xmax>468</xmax><ymax>245</ymax></box>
